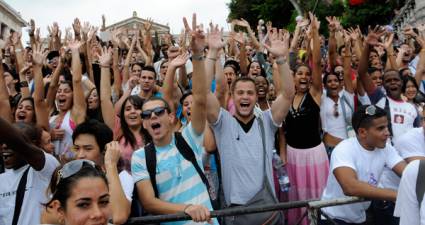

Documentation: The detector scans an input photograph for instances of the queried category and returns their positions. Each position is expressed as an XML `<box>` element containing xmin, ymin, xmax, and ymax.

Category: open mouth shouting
<box><xmin>150</xmin><ymin>121</ymin><xmax>162</xmax><ymax>135</ymax></box>
<box><xmin>16</xmin><ymin>111</ymin><xmax>27</xmax><ymax>121</ymax></box>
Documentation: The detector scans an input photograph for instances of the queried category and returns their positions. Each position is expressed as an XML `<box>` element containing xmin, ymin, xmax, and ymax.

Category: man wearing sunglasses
<box><xmin>319</xmin><ymin>105</ymin><xmax>407</xmax><ymax>225</ymax></box>
<box><xmin>131</xmin><ymin>14</ymin><xmax>218</xmax><ymax>225</ymax></box>
<box><xmin>0</xmin><ymin>118</ymin><xmax>59</xmax><ymax>225</ymax></box>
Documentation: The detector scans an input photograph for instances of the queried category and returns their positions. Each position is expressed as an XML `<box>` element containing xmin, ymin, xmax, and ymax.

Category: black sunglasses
<box><xmin>141</xmin><ymin>106</ymin><xmax>167</xmax><ymax>120</ymax></box>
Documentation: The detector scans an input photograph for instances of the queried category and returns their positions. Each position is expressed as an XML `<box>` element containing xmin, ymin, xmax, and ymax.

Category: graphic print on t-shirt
<box><xmin>393</xmin><ymin>114</ymin><xmax>404</xmax><ymax>124</ymax></box>
<box><xmin>368</xmin><ymin>173</ymin><xmax>378</xmax><ymax>186</ymax></box>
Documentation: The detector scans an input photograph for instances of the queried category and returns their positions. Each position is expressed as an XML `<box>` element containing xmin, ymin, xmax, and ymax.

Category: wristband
<box><xmin>275</xmin><ymin>57</ymin><xmax>287</xmax><ymax>65</ymax></box>
<box><xmin>15</xmin><ymin>48</ymin><xmax>22</xmax><ymax>53</ymax></box>
<box><xmin>207</xmin><ymin>57</ymin><xmax>217</xmax><ymax>61</ymax></box>
<box><xmin>20</xmin><ymin>81</ymin><xmax>28</xmax><ymax>87</ymax></box>
<box><xmin>192</xmin><ymin>54</ymin><xmax>204</xmax><ymax>61</ymax></box>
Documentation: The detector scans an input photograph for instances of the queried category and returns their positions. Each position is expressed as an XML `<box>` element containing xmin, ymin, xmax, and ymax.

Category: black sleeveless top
<box><xmin>285</xmin><ymin>92</ymin><xmax>322</xmax><ymax>149</ymax></box>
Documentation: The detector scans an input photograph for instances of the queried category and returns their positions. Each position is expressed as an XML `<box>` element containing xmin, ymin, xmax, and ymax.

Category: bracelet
<box><xmin>15</xmin><ymin>48</ymin><xmax>22</xmax><ymax>53</ymax></box>
<box><xmin>20</xmin><ymin>81</ymin><xmax>28</xmax><ymax>87</ymax></box>
<box><xmin>207</xmin><ymin>57</ymin><xmax>217</xmax><ymax>61</ymax></box>
<box><xmin>275</xmin><ymin>56</ymin><xmax>287</xmax><ymax>65</ymax></box>
<box><xmin>192</xmin><ymin>54</ymin><xmax>204</xmax><ymax>61</ymax></box>
<box><xmin>183</xmin><ymin>204</ymin><xmax>193</xmax><ymax>214</ymax></box>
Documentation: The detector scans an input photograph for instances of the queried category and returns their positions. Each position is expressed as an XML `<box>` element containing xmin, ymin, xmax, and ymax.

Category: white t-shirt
<box><xmin>394</xmin><ymin>127</ymin><xmax>425</xmax><ymax>160</ymax></box>
<box><xmin>375</xmin><ymin>97</ymin><xmax>417</xmax><ymax>190</ymax></box>
<box><xmin>321</xmin><ymin>137</ymin><xmax>403</xmax><ymax>223</ymax></box>
<box><xmin>119</xmin><ymin>170</ymin><xmax>134</xmax><ymax>202</ymax></box>
<box><xmin>394</xmin><ymin>160</ymin><xmax>425</xmax><ymax>225</ymax></box>
<box><xmin>320</xmin><ymin>90</ymin><xmax>355</xmax><ymax>139</ymax></box>
<box><xmin>0</xmin><ymin>153</ymin><xmax>59</xmax><ymax>225</ymax></box>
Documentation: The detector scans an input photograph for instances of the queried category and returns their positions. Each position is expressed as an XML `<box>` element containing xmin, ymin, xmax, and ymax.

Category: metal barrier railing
<box><xmin>124</xmin><ymin>197</ymin><xmax>366</xmax><ymax>225</ymax></box>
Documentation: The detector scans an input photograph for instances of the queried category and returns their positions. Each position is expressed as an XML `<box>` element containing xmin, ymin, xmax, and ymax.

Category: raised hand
<box><xmin>326</xmin><ymin>16</ymin><xmax>341</xmax><ymax>33</ymax></box>
<box><xmin>28</xmin><ymin>19</ymin><xmax>35</xmax><ymax>36</ymax></box>
<box><xmin>104</xmin><ymin>141</ymin><xmax>121</xmax><ymax>167</ymax></box>
<box><xmin>231</xmin><ymin>31</ymin><xmax>245</xmax><ymax>45</ymax></box>
<box><xmin>382</xmin><ymin>32</ymin><xmax>394</xmax><ymax>49</ymax></box>
<box><xmin>97</xmin><ymin>46</ymin><xmax>112</xmax><ymax>67</ymax></box>
<box><xmin>365</xmin><ymin>26</ymin><xmax>386</xmax><ymax>46</ymax></box>
<box><xmin>73</xmin><ymin>18</ymin><xmax>81</xmax><ymax>35</ymax></box>
<box><xmin>183</xmin><ymin>13</ymin><xmax>206</xmax><ymax>54</ymax></box>
<box><xmin>32</xmin><ymin>43</ymin><xmax>48</xmax><ymax>66</ymax></box>
<box><xmin>207</xmin><ymin>23</ymin><xmax>225</xmax><ymax>50</ymax></box>
<box><xmin>68</xmin><ymin>40</ymin><xmax>83</xmax><ymax>52</ymax></box>
<box><xmin>143</xmin><ymin>18</ymin><xmax>153</xmax><ymax>31</ymax></box>
<box><xmin>169</xmin><ymin>52</ymin><xmax>189</xmax><ymax>68</ymax></box>
<box><xmin>403</xmin><ymin>25</ymin><xmax>417</xmax><ymax>38</ymax></box>
<box><xmin>309</xmin><ymin>12</ymin><xmax>320</xmax><ymax>31</ymax></box>
<box><xmin>264</xmin><ymin>28</ymin><xmax>290</xmax><ymax>58</ymax></box>
<box><xmin>87</xmin><ymin>26</ymin><xmax>98</xmax><ymax>43</ymax></box>
<box><xmin>111</xmin><ymin>28</ymin><xmax>122</xmax><ymax>47</ymax></box>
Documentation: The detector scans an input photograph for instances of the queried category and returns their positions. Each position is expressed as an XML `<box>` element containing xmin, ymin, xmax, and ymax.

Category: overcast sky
<box><xmin>4</xmin><ymin>0</ymin><xmax>231</xmax><ymax>38</ymax></box>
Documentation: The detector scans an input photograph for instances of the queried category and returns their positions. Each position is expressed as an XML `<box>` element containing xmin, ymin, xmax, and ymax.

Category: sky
<box><xmin>4</xmin><ymin>0</ymin><xmax>231</xmax><ymax>40</ymax></box>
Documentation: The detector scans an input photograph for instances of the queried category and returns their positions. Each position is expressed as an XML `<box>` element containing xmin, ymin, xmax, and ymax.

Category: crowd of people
<box><xmin>0</xmin><ymin>9</ymin><xmax>425</xmax><ymax>225</ymax></box>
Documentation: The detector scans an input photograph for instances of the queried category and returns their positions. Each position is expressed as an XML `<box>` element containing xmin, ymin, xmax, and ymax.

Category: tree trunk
<box><xmin>288</xmin><ymin>0</ymin><xmax>304</xmax><ymax>16</ymax></box>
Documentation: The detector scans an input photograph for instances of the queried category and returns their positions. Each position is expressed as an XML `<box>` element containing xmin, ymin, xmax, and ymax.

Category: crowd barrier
<box><xmin>123</xmin><ymin>197</ymin><xmax>366</xmax><ymax>225</ymax></box>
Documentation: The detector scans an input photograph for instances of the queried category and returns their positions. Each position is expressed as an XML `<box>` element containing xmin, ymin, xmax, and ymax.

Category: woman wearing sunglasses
<box><xmin>46</xmin><ymin>159</ymin><xmax>111</xmax><ymax>225</ymax></box>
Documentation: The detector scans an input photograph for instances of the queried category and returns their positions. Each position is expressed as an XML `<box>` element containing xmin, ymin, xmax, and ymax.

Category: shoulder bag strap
<box><xmin>145</xmin><ymin>143</ymin><xmax>159</xmax><ymax>198</ymax></box>
<box><xmin>256</xmin><ymin>115</ymin><xmax>268</xmax><ymax>183</ymax></box>
<box><xmin>416</xmin><ymin>160</ymin><xmax>425</xmax><ymax>207</ymax></box>
<box><xmin>12</xmin><ymin>167</ymin><xmax>30</xmax><ymax>225</ymax></box>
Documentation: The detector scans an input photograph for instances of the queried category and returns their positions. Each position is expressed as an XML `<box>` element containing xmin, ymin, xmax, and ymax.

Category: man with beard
<box><xmin>358</xmin><ymin>27</ymin><xmax>421</xmax><ymax>225</ymax></box>
<box><xmin>0</xmin><ymin>119</ymin><xmax>59</xmax><ymax>225</ymax></box>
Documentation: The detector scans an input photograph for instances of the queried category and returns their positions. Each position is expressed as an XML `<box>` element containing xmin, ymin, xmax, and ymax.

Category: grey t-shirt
<box><xmin>211</xmin><ymin>108</ymin><xmax>280</xmax><ymax>205</ymax></box>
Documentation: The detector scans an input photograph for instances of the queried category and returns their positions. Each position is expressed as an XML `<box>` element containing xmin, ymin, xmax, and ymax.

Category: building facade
<box><xmin>0</xmin><ymin>0</ymin><xmax>26</xmax><ymax>40</ymax></box>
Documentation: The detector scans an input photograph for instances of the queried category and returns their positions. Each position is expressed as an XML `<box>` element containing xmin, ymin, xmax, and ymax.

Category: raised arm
<box><xmin>326</xmin><ymin>16</ymin><xmax>339</xmax><ymax>71</ymax></box>
<box><xmin>98</xmin><ymin>47</ymin><xmax>115</xmax><ymax>130</ymax></box>
<box><xmin>163</xmin><ymin>52</ymin><xmax>189</xmax><ymax>113</ymax></box>
<box><xmin>0</xmin><ymin>117</ymin><xmax>45</xmax><ymax>170</ymax></box>
<box><xmin>122</xmin><ymin>38</ymin><xmax>136</xmax><ymax>86</ymax></box>
<box><xmin>342</xmin><ymin>32</ymin><xmax>354</xmax><ymax>94</ymax></box>
<box><xmin>69</xmin><ymin>40</ymin><xmax>86</xmax><ymax>125</ymax></box>
<box><xmin>104</xmin><ymin>141</ymin><xmax>131</xmax><ymax>224</ymax></box>
<box><xmin>358</xmin><ymin>27</ymin><xmax>386</xmax><ymax>95</ymax></box>
<box><xmin>46</xmin><ymin>49</ymin><xmax>64</xmax><ymax>113</ymax></box>
<box><xmin>414</xmin><ymin>35</ymin><xmax>425</xmax><ymax>87</ymax></box>
<box><xmin>0</xmin><ymin>51</ymin><xmax>12</xmax><ymax>122</ymax></box>
<box><xmin>183</xmin><ymin>14</ymin><xmax>207</xmax><ymax>134</ymax></box>
<box><xmin>264</xmin><ymin>28</ymin><xmax>295</xmax><ymax>124</ymax></box>
<box><xmin>309</xmin><ymin>13</ymin><xmax>323</xmax><ymax>101</ymax></box>
<box><xmin>32</xmin><ymin>44</ymin><xmax>50</xmax><ymax>131</ymax></box>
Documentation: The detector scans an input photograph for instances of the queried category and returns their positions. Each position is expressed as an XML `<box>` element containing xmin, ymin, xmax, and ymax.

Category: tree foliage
<box><xmin>227</xmin><ymin>0</ymin><xmax>406</xmax><ymax>35</ymax></box>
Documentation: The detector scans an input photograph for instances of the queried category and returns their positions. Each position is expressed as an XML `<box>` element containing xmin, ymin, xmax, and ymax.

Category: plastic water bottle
<box><xmin>272</xmin><ymin>150</ymin><xmax>290</xmax><ymax>192</ymax></box>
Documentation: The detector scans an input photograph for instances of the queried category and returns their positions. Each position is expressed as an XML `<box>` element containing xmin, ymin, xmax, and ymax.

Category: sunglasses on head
<box><xmin>56</xmin><ymin>159</ymin><xmax>96</xmax><ymax>185</ymax></box>
<box><xmin>141</xmin><ymin>106</ymin><xmax>167</xmax><ymax>120</ymax></box>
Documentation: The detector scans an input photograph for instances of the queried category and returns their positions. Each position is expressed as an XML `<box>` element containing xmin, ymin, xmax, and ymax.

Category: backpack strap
<box><xmin>416</xmin><ymin>160</ymin><xmax>425</xmax><ymax>207</ymax></box>
<box><xmin>12</xmin><ymin>166</ymin><xmax>30</xmax><ymax>225</ymax></box>
<box><xmin>145</xmin><ymin>143</ymin><xmax>159</xmax><ymax>198</ymax></box>
<box><xmin>174</xmin><ymin>132</ymin><xmax>212</xmax><ymax>197</ymax></box>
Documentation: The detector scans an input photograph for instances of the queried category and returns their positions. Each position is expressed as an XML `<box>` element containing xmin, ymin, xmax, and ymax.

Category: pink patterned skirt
<box><xmin>286</xmin><ymin>142</ymin><xmax>329</xmax><ymax>225</ymax></box>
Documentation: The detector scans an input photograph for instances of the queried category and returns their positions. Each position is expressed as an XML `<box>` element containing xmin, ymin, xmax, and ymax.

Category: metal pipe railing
<box><xmin>124</xmin><ymin>197</ymin><xmax>366</xmax><ymax>225</ymax></box>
